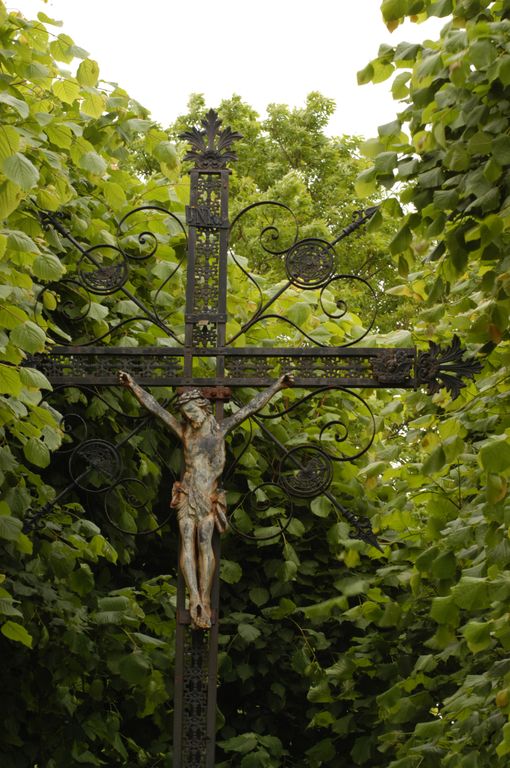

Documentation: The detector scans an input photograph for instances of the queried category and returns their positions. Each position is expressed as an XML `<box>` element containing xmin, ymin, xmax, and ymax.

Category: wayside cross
<box><xmin>27</xmin><ymin>110</ymin><xmax>480</xmax><ymax>767</ymax></box>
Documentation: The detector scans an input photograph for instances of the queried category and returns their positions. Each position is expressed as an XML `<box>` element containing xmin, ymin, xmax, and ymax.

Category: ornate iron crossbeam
<box><xmin>26</xmin><ymin>109</ymin><xmax>480</xmax><ymax>768</ymax></box>
<box><xmin>29</xmin><ymin>339</ymin><xmax>475</xmax><ymax>398</ymax></box>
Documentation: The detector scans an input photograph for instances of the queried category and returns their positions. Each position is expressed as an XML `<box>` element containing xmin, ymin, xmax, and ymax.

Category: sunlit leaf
<box><xmin>2</xmin><ymin>153</ymin><xmax>39</xmax><ymax>190</ymax></box>
<box><xmin>1</xmin><ymin>621</ymin><xmax>32</xmax><ymax>648</ymax></box>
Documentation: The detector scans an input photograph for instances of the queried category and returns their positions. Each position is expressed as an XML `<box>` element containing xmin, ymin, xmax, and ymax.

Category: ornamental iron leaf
<box><xmin>415</xmin><ymin>335</ymin><xmax>482</xmax><ymax>399</ymax></box>
<box><xmin>179</xmin><ymin>109</ymin><xmax>243</xmax><ymax>169</ymax></box>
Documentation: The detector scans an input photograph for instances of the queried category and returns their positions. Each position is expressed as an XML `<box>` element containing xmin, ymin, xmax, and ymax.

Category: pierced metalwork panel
<box><xmin>181</xmin><ymin>629</ymin><xmax>209</xmax><ymax>768</ymax></box>
<box><xmin>193</xmin><ymin>228</ymin><xmax>221</xmax><ymax>317</ymax></box>
<box><xmin>196</xmin><ymin>175</ymin><xmax>223</xmax><ymax>219</ymax></box>
<box><xmin>192</xmin><ymin>322</ymin><xmax>218</xmax><ymax>349</ymax></box>
<box><xmin>185</xmin><ymin>168</ymin><xmax>228</xmax><ymax>353</ymax></box>
<box><xmin>225</xmin><ymin>348</ymin><xmax>416</xmax><ymax>387</ymax></box>
<box><xmin>27</xmin><ymin>349</ymin><xmax>185</xmax><ymax>385</ymax></box>
<box><xmin>27</xmin><ymin>347</ymin><xmax>415</xmax><ymax>388</ymax></box>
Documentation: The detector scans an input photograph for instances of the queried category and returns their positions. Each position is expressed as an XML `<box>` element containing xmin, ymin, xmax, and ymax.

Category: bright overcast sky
<box><xmin>11</xmin><ymin>0</ymin><xmax>445</xmax><ymax>137</ymax></box>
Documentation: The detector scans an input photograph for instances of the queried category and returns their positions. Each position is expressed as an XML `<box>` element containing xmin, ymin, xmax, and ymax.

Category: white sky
<box><xmin>10</xmin><ymin>0</ymin><xmax>445</xmax><ymax>137</ymax></box>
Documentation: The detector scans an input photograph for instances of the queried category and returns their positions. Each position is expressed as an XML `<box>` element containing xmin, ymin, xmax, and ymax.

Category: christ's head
<box><xmin>178</xmin><ymin>389</ymin><xmax>212</xmax><ymax>429</ymax></box>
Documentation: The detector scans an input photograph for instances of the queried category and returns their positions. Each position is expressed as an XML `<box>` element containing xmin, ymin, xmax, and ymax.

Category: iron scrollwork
<box><xmin>23</xmin><ymin>385</ymin><xmax>176</xmax><ymax>535</ymax></box>
<box><xmin>227</xmin><ymin>387</ymin><xmax>380</xmax><ymax>548</ymax></box>
<box><xmin>285</xmin><ymin>238</ymin><xmax>335</xmax><ymax>288</ymax></box>
<box><xmin>279</xmin><ymin>446</ymin><xmax>334</xmax><ymax>498</ymax></box>
<box><xmin>227</xmin><ymin>201</ymin><xmax>378</xmax><ymax>349</ymax></box>
<box><xmin>27</xmin><ymin>111</ymin><xmax>482</xmax><ymax>542</ymax></box>
<box><xmin>35</xmin><ymin>203</ymin><xmax>188</xmax><ymax>347</ymax></box>
<box><xmin>68</xmin><ymin>438</ymin><xmax>122</xmax><ymax>492</ymax></box>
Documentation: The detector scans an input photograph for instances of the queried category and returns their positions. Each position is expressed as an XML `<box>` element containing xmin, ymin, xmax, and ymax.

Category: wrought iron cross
<box><xmin>28</xmin><ymin>110</ymin><xmax>480</xmax><ymax>767</ymax></box>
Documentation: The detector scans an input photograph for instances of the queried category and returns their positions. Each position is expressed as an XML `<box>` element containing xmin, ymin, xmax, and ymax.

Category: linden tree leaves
<box><xmin>32</xmin><ymin>251</ymin><xmax>65</xmax><ymax>281</ymax></box>
<box><xmin>220</xmin><ymin>559</ymin><xmax>243</xmax><ymax>584</ymax></box>
<box><xmin>79</xmin><ymin>151</ymin><xmax>107</xmax><ymax>176</ymax></box>
<box><xmin>0</xmin><ymin>126</ymin><xmax>20</xmax><ymax>161</ymax></box>
<box><xmin>0</xmin><ymin>92</ymin><xmax>29</xmax><ymax>118</ymax></box>
<box><xmin>1</xmin><ymin>620</ymin><xmax>33</xmax><ymax>648</ymax></box>
<box><xmin>480</xmin><ymin>435</ymin><xmax>510</xmax><ymax>474</ymax></box>
<box><xmin>51</xmin><ymin>78</ymin><xmax>81</xmax><ymax>104</ymax></box>
<box><xmin>0</xmin><ymin>364</ymin><xmax>22</xmax><ymax>395</ymax></box>
<box><xmin>81</xmin><ymin>92</ymin><xmax>106</xmax><ymax>119</ymax></box>
<box><xmin>2</xmin><ymin>153</ymin><xmax>39</xmax><ymax>190</ymax></box>
<box><xmin>0</xmin><ymin>181</ymin><xmax>23</xmax><ymax>219</ymax></box>
<box><xmin>76</xmin><ymin>59</ymin><xmax>100</xmax><ymax>87</ymax></box>
<box><xmin>23</xmin><ymin>437</ymin><xmax>51</xmax><ymax>468</ymax></box>
<box><xmin>10</xmin><ymin>321</ymin><xmax>46</xmax><ymax>353</ymax></box>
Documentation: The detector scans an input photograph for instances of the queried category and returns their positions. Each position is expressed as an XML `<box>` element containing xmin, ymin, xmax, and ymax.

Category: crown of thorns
<box><xmin>177</xmin><ymin>389</ymin><xmax>210</xmax><ymax>406</ymax></box>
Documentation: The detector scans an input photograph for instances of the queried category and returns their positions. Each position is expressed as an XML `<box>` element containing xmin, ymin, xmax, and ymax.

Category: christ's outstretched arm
<box><xmin>118</xmin><ymin>371</ymin><xmax>184</xmax><ymax>440</ymax></box>
<box><xmin>221</xmin><ymin>373</ymin><xmax>294</xmax><ymax>436</ymax></box>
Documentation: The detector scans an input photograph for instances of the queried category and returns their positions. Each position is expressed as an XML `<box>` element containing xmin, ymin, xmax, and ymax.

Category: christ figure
<box><xmin>118</xmin><ymin>371</ymin><xmax>293</xmax><ymax>629</ymax></box>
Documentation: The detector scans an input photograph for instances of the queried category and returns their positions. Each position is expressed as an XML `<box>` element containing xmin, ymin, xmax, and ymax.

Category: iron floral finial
<box><xmin>179</xmin><ymin>108</ymin><xmax>243</xmax><ymax>169</ymax></box>
<box><xmin>415</xmin><ymin>335</ymin><xmax>482</xmax><ymax>399</ymax></box>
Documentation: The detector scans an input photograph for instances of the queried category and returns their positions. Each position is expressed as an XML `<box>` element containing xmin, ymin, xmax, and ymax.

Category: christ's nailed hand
<box><xmin>280</xmin><ymin>372</ymin><xmax>295</xmax><ymax>387</ymax></box>
<box><xmin>118</xmin><ymin>370</ymin><xmax>134</xmax><ymax>388</ymax></box>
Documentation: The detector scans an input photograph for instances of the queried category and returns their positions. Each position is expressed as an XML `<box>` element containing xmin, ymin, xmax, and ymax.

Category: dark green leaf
<box><xmin>118</xmin><ymin>652</ymin><xmax>151</xmax><ymax>684</ymax></box>
<box><xmin>238</xmin><ymin>623</ymin><xmax>261</xmax><ymax>643</ymax></box>
<box><xmin>220</xmin><ymin>559</ymin><xmax>242</xmax><ymax>584</ymax></box>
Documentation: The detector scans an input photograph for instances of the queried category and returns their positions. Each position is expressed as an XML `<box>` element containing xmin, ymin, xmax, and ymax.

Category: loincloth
<box><xmin>171</xmin><ymin>481</ymin><xmax>228</xmax><ymax>533</ymax></box>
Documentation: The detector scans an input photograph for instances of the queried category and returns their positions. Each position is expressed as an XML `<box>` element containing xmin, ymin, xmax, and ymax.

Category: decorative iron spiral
<box><xmin>319</xmin><ymin>274</ymin><xmax>377</xmax><ymax>346</ymax></box>
<box><xmin>57</xmin><ymin>413</ymin><xmax>88</xmax><ymax>454</ymax></box>
<box><xmin>116</xmin><ymin>205</ymin><xmax>188</xmax><ymax>261</ymax></box>
<box><xmin>279</xmin><ymin>445</ymin><xmax>333</xmax><ymax>498</ymax></box>
<box><xmin>68</xmin><ymin>438</ymin><xmax>121</xmax><ymax>492</ymax></box>
<box><xmin>317</xmin><ymin>391</ymin><xmax>376</xmax><ymax>463</ymax></box>
<box><xmin>285</xmin><ymin>238</ymin><xmax>335</xmax><ymax>289</ymax></box>
<box><xmin>230</xmin><ymin>201</ymin><xmax>299</xmax><ymax>256</ymax></box>
<box><xmin>78</xmin><ymin>245</ymin><xmax>129</xmax><ymax>295</ymax></box>
<box><xmin>37</xmin><ymin>279</ymin><xmax>92</xmax><ymax>341</ymax></box>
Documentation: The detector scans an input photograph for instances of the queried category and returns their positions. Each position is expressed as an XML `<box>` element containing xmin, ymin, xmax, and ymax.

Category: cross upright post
<box><xmin>172</xmin><ymin>111</ymin><xmax>241</xmax><ymax>768</ymax></box>
<box><xmin>27</xmin><ymin>110</ymin><xmax>481</xmax><ymax>768</ymax></box>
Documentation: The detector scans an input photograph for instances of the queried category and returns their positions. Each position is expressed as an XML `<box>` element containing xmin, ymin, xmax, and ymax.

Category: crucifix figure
<box><xmin>118</xmin><ymin>370</ymin><xmax>293</xmax><ymax>630</ymax></box>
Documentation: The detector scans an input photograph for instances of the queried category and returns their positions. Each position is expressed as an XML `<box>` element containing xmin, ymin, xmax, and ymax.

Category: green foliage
<box><xmin>1</xmin><ymin>1</ymin><xmax>509</xmax><ymax>766</ymax></box>
<box><xmin>0</xmin><ymin>3</ymin><xmax>181</xmax><ymax>765</ymax></box>
<box><xmin>344</xmin><ymin>0</ymin><xmax>510</xmax><ymax>765</ymax></box>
